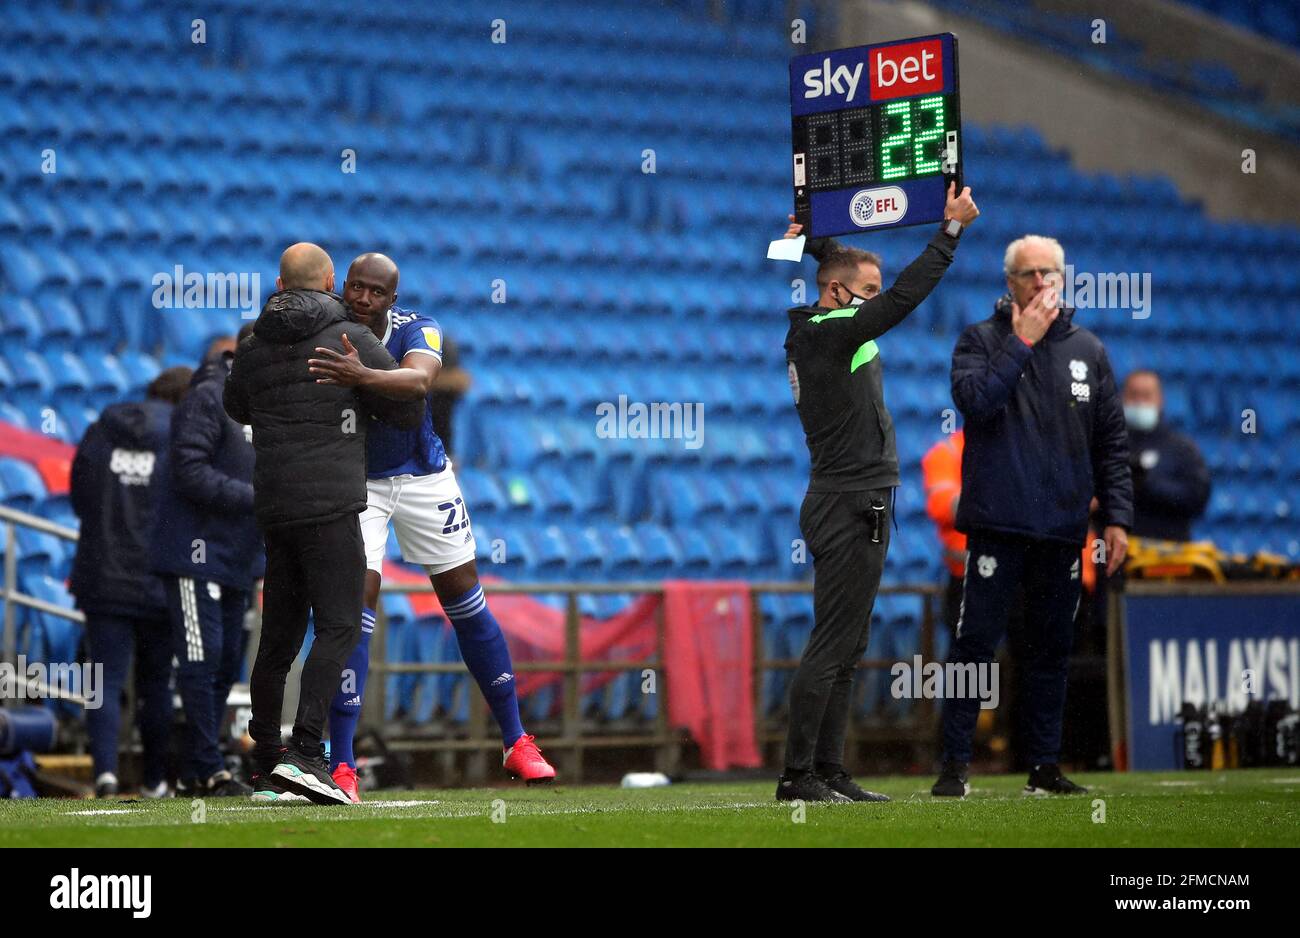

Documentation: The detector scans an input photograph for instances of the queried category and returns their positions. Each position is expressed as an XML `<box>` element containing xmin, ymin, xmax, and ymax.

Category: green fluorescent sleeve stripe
<box><xmin>807</xmin><ymin>307</ymin><xmax>858</xmax><ymax>324</ymax></box>
<box><xmin>850</xmin><ymin>340</ymin><xmax>879</xmax><ymax>373</ymax></box>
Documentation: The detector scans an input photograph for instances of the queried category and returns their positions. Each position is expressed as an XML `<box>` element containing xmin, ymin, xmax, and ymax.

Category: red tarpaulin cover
<box><xmin>0</xmin><ymin>421</ymin><xmax>74</xmax><ymax>494</ymax></box>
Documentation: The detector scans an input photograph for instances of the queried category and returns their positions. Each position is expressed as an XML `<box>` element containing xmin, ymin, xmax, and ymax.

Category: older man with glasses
<box><xmin>931</xmin><ymin>234</ymin><xmax>1133</xmax><ymax>798</ymax></box>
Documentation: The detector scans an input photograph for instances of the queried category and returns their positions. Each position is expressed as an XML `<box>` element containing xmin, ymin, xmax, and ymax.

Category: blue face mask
<box><xmin>1125</xmin><ymin>404</ymin><xmax>1159</xmax><ymax>432</ymax></box>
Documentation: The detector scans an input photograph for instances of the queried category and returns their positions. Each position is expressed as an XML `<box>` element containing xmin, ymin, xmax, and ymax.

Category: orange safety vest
<box><xmin>922</xmin><ymin>431</ymin><xmax>967</xmax><ymax>578</ymax></box>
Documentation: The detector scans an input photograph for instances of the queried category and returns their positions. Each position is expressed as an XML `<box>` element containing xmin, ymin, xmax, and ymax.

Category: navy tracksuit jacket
<box><xmin>151</xmin><ymin>356</ymin><xmax>265</xmax><ymax>782</ymax></box>
<box><xmin>942</xmin><ymin>297</ymin><xmax>1133</xmax><ymax>766</ymax></box>
<box><xmin>70</xmin><ymin>398</ymin><xmax>175</xmax><ymax>786</ymax></box>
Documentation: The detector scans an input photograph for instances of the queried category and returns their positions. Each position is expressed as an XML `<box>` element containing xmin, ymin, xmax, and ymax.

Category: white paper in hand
<box><xmin>767</xmin><ymin>234</ymin><xmax>806</xmax><ymax>262</ymax></box>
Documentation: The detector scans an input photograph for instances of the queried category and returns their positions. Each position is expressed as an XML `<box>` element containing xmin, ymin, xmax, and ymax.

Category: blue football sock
<box><xmin>442</xmin><ymin>584</ymin><xmax>525</xmax><ymax>747</ymax></box>
<box><xmin>328</xmin><ymin>607</ymin><xmax>374</xmax><ymax>771</ymax></box>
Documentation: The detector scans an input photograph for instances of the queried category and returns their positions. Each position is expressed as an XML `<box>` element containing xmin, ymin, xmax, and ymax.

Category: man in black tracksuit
<box><xmin>776</xmin><ymin>185</ymin><xmax>980</xmax><ymax>804</ymax></box>
<box><xmin>70</xmin><ymin>367</ymin><xmax>191</xmax><ymax>799</ymax></box>
<box><xmin>151</xmin><ymin>338</ymin><xmax>264</xmax><ymax>797</ymax></box>
<box><xmin>222</xmin><ymin>242</ymin><xmax>423</xmax><ymax>805</ymax></box>
<box><xmin>933</xmin><ymin>235</ymin><xmax>1133</xmax><ymax>797</ymax></box>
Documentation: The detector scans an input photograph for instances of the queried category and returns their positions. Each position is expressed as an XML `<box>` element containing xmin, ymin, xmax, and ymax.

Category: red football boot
<box><xmin>331</xmin><ymin>763</ymin><xmax>361</xmax><ymax>804</ymax></box>
<box><xmin>503</xmin><ymin>734</ymin><xmax>557</xmax><ymax>785</ymax></box>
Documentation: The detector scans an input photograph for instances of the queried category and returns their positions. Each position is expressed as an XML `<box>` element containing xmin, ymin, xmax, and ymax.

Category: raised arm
<box><xmin>794</xmin><ymin>184</ymin><xmax>978</xmax><ymax>358</ymax></box>
<box><xmin>950</xmin><ymin>322</ymin><xmax>1033</xmax><ymax>422</ymax></box>
<box><xmin>783</xmin><ymin>214</ymin><xmax>844</xmax><ymax>263</ymax></box>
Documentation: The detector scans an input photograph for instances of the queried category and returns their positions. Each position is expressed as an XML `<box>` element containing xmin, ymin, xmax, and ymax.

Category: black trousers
<box><xmin>249</xmin><ymin>512</ymin><xmax>364</xmax><ymax>758</ymax></box>
<box><xmin>784</xmin><ymin>487</ymin><xmax>892</xmax><ymax>773</ymax></box>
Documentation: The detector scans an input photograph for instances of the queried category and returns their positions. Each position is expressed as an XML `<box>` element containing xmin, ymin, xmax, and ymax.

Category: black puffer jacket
<box><xmin>223</xmin><ymin>289</ymin><xmax>424</xmax><ymax>530</ymax></box>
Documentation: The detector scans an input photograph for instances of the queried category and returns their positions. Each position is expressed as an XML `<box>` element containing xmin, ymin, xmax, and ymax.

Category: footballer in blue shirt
<box><xmin>307</xmin><ymin>253</ymin><xmax>555</xmax><ymax>800</ymax></box>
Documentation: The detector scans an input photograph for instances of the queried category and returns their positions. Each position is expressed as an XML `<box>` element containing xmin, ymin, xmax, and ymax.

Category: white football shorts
<box><xmin>361</xmin><ymin>463</ymin><xmax>476</xmax><ymax>576</ymax></box>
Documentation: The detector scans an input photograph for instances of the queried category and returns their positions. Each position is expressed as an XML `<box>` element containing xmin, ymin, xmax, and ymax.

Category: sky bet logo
<box><xmin>802</xmin><ymin>59</ymin><xmax>863</xmax><ymax>103</ymax></box>
<box><xmin>871</xmin><ymin>38</ymin><xmax>943</xmax><ymax>101</ymax></box>
<box><xmin>803</xmin><ymin>38</ymin><xmax>944</xmax><ymax>105</ymax></box>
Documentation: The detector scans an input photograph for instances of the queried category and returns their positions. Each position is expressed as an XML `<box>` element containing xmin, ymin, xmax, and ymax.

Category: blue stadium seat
<box><xmin>458</xmin><ymin>468</ymin><xmax>507</xmax><ymax>518</ymax></box>
<box><xmin>596</xmin><ymin>524</ymin><xmax>643</xmax><ymax>578</ymax></box>
<box><xmin>115</xmin><ymin>350</ymin><xmax>162</xmax><ymax>396</ymax></box>
<box><xmin>630</xmin><ymin>522</ymin><xmax>681</xmax><ymax>577</ymax></box>
<box><xmin>3</xmin><ymin>348</ymin><xmax>53</xmax><ymax>401</ymax></box>
<box><xmin>1</xmin><ymin>0</ymin><xmax>1297</xmax><ymax>733</ymax></box>
<box><xmin>81</xmin><ymin>354</ymin><xmax>130</xmax><ymax>401</ymax></box>
<box><xmin>0</xmin><ymin>458</ymin><xmax>47</xmax><ymax>511</ymax></box>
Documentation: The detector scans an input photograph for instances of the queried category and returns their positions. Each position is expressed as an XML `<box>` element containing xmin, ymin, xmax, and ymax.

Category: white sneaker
<box><xmin>94</xmin><ymin>772</ymin><xmax>119</xmax><ymax>798</ymax></box>
<box><xmin>139</xmin><ymin>781</ymin><xmax>170</xmax><ymax>799</ymax></box>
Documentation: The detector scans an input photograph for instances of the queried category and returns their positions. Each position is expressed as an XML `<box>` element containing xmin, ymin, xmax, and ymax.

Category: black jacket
<box><xmin>952</xmin><ymin>296</ymin><xmax>1133</xmax><ymax>544</ymax></box>
<box><xmin>151</xmin><ymin>357</ymin><xmax>265</xmax><ymax>589</ymax></box>
<box><xmin>69</xmin><ymin>399</ymin><xmax>172</xmax><ymax>617</ymax></box>
<box><xmin>785</xmin><ymin>230</ymin><xmax>958</xmax><ymax>492</ymax></box>
<box><xmin>1128</xmin><ymin>421</ymin><xmax>1211</xmax><ymax>541</ymax></box>
<box><xmin>222</xmin><ymin>289</ymin><xmax>424</xmax><ymax>530</ymax></box>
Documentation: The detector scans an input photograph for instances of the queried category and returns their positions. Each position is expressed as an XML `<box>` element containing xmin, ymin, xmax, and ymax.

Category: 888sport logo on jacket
<box><xmin>1068</xmin><ymin>359</ymin><xmax>1090</xmax><ymax>402</ymax></box>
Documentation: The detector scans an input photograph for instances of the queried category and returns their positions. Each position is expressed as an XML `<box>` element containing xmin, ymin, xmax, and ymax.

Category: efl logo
<box><xmin>849</xmin><ymin>187</ymin><xmax>908</xmax><ymax>228</ymax></box>
<box><xmin>869</xmin><ymin>38</ymin><xmax>943</xmax><ymax>101</ymax></box>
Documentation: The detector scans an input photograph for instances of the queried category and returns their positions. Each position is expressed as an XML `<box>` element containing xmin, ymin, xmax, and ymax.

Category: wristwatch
<box><xmin>941</xmin><ymin>217</ymin><xmax>964</xmax><ymax>239</ymax></box>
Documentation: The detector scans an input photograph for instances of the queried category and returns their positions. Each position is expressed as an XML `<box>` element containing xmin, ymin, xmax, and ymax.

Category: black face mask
<box><xmin>832</xmin><ymin>284</ymin><xmax>875</xmax><ymax>308</ymax></box>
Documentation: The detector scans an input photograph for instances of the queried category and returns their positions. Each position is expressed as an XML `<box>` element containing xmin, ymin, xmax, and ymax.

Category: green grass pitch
<box><xmin>2</xmin><ymin>768</ymin><xmax>1297</xmax><ymax>848</ymax></box>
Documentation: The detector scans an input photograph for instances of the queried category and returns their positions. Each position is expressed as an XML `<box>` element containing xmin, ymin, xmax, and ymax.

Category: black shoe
<box><xmin>250</xmin><ymin>773</ymin><xmax>311</xmax><ymax>804</ymax></box>
<box><xmin>931</xmin><ymin>760</ymin><xmax>970</xmax><ymax>798</ymax></box>
<box><xmin>818</xmin><ymin>769</ymin><xmax>890</xmax><ymax>803</ymax></box>
<box><xmin>203</xmin><ymin>770</ymin><xmax>252</xmax><ymax>797</ymax></box>
<box><xmin>775</xmin><ymin>772</ymin><xmax>852</xmax><ymax>803</ymax></box>
<box><xmin>1024</xmin><ymin>763</ymin><xmax>1088</xmax><ymax>795</ymax></box>
<box><xmin>175</xmin><ymin>777</ymin><xmax>197</xmax><ymax>797</ymax></box>
<box><xmin>271</xmin><ymin>744</ymin><xmax>352</xmax><ymax>806</ymax></box>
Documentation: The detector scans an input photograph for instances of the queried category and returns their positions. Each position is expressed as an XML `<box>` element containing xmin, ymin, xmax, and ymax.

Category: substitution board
<box><xmin>789</xmin><ymin>33</ymin><xmax>963</xmax><ymax>238</ymax></box>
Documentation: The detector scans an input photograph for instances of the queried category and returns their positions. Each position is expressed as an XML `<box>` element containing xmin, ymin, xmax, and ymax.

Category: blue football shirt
<box><xmin>365</xmin><ymin>307</ymin><xmax>448</xmax><ymax>479</ymax></box>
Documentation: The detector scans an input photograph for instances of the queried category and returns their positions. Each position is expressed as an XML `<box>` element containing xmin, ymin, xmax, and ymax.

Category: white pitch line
<box><xmin>214</xmin><ymin>800</ymin><xmax>442</xmax><ymax>812</ymax></box>
<box><xmin>60</xmin><ymin>799</ymin><xmax>782</xmax><ymax>820</ymax></box>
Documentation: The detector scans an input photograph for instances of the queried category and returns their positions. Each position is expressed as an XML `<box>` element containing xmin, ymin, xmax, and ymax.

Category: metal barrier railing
<box><xmin>0</xmin><ymin>504</ymin><xmax>88</xmax><ymax>706</ymax></box>
<box><xmin>366</xmin><ymin>579</ymin><xmax>942</xmax><ymax>783</ymax></box>
<box><xmin>1</xmin><ymin>502</ymin><xmax>940</xmax><ymax>781</ymax></box>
